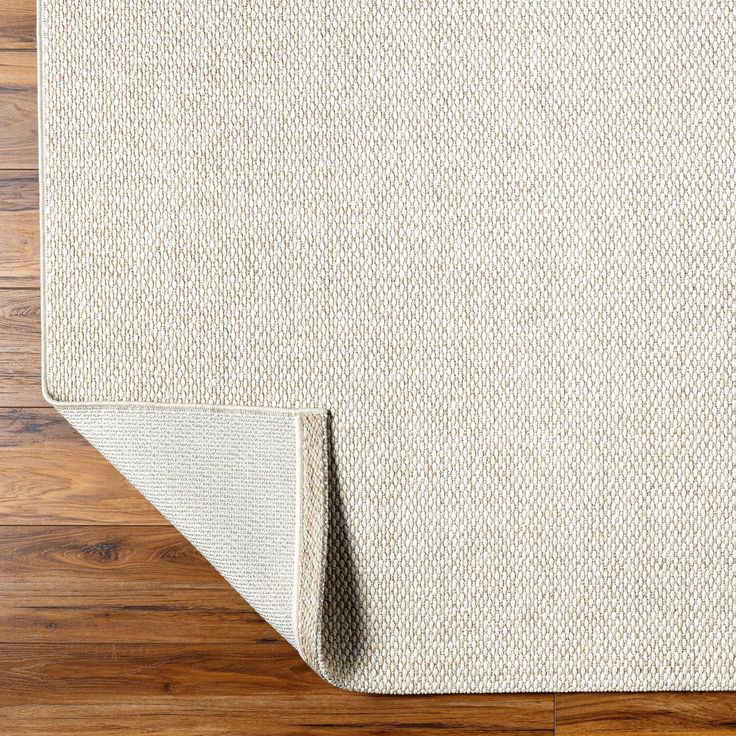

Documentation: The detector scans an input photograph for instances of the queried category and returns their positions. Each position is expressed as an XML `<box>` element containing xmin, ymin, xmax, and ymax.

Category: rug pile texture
<box><xmin>40</xmin><ymin>1</ymin><xmax>735</xmax><ymax>693</ymax></box>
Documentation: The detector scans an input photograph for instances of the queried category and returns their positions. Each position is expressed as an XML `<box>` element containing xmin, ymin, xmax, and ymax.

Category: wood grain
<box><xmin>0</xmin><ymin>701</ymin><xmax>553</xmax><ymax>736</ymax></box>
<box><xmin>0</xmin><ymin>526</ymin><xmax>233</xmax><ymax>594</ymax></box>
<box><xmin>0</xmin><ymin>643</ymin><xmax>332</xmax><ymax>704</ymax></box>
<box><xmin>0</xmin><ymin>604</ymin><xmax>271</xmax><ymax>645</ymax></box>
<box><xmin>0</xmin><ymin>647</ymin><xmax>553</xmax><ymax>733</ymax></box>
<box><xmin>0</xmin><ymin>287</ymin><xmax>38</xmax><ymax>347</ymax></box>
<box><xmin>0</xmin><ymin>170</ymin><xmax>38</xmax><ymax>286</ymax></box>
<box><xmin>0</xmin><ymin>524</ymin><xmax>280</xmax><ymax>644</ymax></box>
<box><xmin>0</xmin><ymin>50</ymin><xmax>36</xmax><ymax>168</ymax></box>
<box><xmin>556</xmin><ymin>693</ymin><xmax>736</xmax><ymax>736</ymax></box>
<box><xmin>0</xmin><ymin>288</ymin><xmax>42</xmax><ymax>405</ymax></box>
<box><xmin>0</xmin><ymin>0</ymin><xmax>35</xmax><ymax>49</ymax></box>
<box><xmin>0</xmin><ymin>408</ymin><xmax>164</xmax><ymax>524</ymax></box>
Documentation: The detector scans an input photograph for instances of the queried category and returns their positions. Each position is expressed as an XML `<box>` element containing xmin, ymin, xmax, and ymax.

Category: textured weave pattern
<box><xmin>58</xmin><ymin>406</ymin><xmax>302</xmax><ymax>645</ymax></box>
<box><xmin>41</xmin><ymin>1</ymin><xmax>736</xmax><ymax>692</ymax></box>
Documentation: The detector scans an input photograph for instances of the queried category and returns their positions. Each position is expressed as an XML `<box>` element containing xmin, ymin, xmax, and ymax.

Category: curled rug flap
<box><xmin>59</xmin><ymin>404</ymin><xmax>336</xmax><ymax>680</ymax></box>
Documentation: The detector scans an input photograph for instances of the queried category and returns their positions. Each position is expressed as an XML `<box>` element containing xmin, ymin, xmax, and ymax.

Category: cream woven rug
<box><xmin>39</xmin><ymin>1</ymin><xmax>735</xmax><ymax>693</ymax></box>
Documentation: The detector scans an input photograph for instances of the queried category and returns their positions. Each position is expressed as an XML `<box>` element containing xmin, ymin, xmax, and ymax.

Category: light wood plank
<box><xmin>0</xmin><ymin>170</ymin><xmax>38</xmax><ymax>286</ymax></box>
<box><xmin>0</xmin><ymin>288</ymin><xmax>42</xmax><ymax>405</ymax></box>
<box><xmin>556</xmin><ymin>693</ymin><xmax>736</xmax><ymax>736</ymax></box>
<box><xmin>0</xmin><ymin>50</ymin><xmax>36</xmax><ymax>168</ymax></box>
<box><xmin>0</xmin><ymin>0</ymin><xmax>35</xmax><ymax>49</ymax></box>
<box><xmin>0</xmin><ymin>408</ymin><xmax>165</xmax><ymax>524</ymax></box>
<box><xmin>0</xmin><ymin>354</ymin><xmax>40</xmax><ymax>404</ymax></box>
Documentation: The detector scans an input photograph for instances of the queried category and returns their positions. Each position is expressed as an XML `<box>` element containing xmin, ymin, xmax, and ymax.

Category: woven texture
<box><xmin>59</xmin><ymin>406</ymin><xmax>303</xmax><ymax>646</ymax></box>
<box><xmin>40</xmin><ymin>1</ymin><xmax>736</xmax><ymax>692</ymax></box>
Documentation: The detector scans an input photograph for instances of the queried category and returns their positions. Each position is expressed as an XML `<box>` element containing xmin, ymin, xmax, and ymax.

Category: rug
<box><xmin>39</xmin><ymin>1</ymin><xmax>735</xmax><ymax>693</ymax></box>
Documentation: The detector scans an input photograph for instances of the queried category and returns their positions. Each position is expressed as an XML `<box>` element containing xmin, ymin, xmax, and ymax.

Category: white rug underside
<box><xmin>58</xmin><ymin>405</ymin><xmax>304</xmax><ymax>648</ymax></box>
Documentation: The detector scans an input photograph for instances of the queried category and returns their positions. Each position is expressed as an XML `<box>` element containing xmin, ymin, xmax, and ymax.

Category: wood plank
<box><xmin>0</xmin><ymin>642</ymin><xmax>315</xmax><ymax>704</ymax></box>
<box><xmin>0</xmin><ymin>288</ymin><xmax>42</xmax><ymax>405</ymax></box>
<box><xmin>556</xmin><ymin>693</ymin><xmax>736</xmax><ymax>736</ymax></box>
<box><xmin>0</xmin><ymin>647</ymin><xmax>553</xmax><ymax>734</ymax></box>
<box><xmin>0</xmin><ymin>526</ymin><xmax>238</xmax><ymax>595</ymax></box>
<box><xmin>0</xmin><ymin>355</ymin><xmax>39</xmax><ymax>404</ymax></box>
<box><xmin>0</xmin><ymin>286</ymin><xmax>39</xmax><ymax>347</ymax></box>
<box><xmin>0</xmin><ymin>701</ymin><xmax>554</xmax><ymax>736</ymax></box>
<box><xmin>2</xmin><ymin>588</ymin><xmax>249</xmax><ymax>610</ymax></box>
<box><xmin>0</xmin><ymin>0</ymin><xmax>35</xmax><ymax>49</ymax></box>
<box><xmin>0</xmin><ymin>521</ymin><xmax>267</xmax><ymax>643</ymax></box>
<box><xmin>0</xmin><ymin>50</ymin><xmax>36</xmax><ymax>168</ymax></box>
<box><xmin>0</xmin><ymin>525</ymin><xmax>280</xmax><ymax>638</ymax></box>
<box><xmin>0</xmin><ymin>408</ymin><xmax>165</xmax><ymax>524</ymax></box>
<box><xmin>0</xmin><ymin>170</ymin><xmax>38</xmax><ymax>286</ymax></box>
<box><xmin>0</xmin><ymin>604</ymin><xmax>271</xmax><ymax>645</ymax></box>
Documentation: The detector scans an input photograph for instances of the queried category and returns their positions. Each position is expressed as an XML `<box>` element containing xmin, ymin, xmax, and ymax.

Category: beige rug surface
<box><xmin>40</xmin><ymin>1</ymin><xmax>735</xmax><ymax>693</ymax></box>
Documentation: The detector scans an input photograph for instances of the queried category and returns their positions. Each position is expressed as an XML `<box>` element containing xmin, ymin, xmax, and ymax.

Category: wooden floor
<box><xmin>1</xmin><ymin>1</ymin><xmax>735</xmax><ymax>733</ymax></box>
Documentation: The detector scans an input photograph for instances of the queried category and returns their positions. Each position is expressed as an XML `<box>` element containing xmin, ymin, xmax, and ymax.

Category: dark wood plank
<box><xmin>0</xmin><ymin>408</ymin><xmax>166</xmax><ymax>524</ymax></box>
<box><xmin>0</xmin><ymin>170</ymin><xmax>38</xmax><ymax>286</ymax></box>
<box><xmin>0</xmin><ymin>288</ymin><xmax>42</xmax><ymax>405</ymax></box>
<box><xmin>0</xmin><ymin>0</ymin><xmax>35</xmax><ymax>49</ymax></box>
<box><xmin>0</xmin><ymin>646</ymin><xmax>554</xmax><ymax>734</ymax></box>
<box><xmin>0</xmin><ymin>50</ymin><xmax>36</xmax><ymax>168</ymax></box>
<box><xmin>2</xmin><ymin>588</ymin><xmax>248</xmax><ymax>610</ymax></box>
<box><xmin>556</xmin><ymin>693</ymin><xmax>736</xmax><ymax>735</ymax></box>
